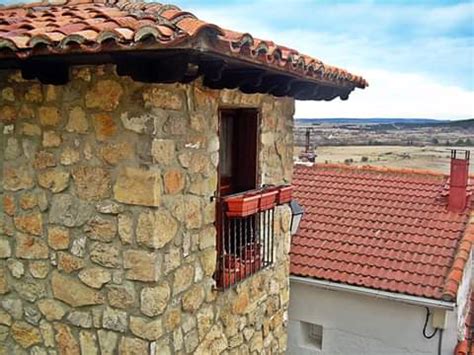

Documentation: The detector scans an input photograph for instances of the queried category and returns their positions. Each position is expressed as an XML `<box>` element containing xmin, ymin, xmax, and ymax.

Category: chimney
<box><xmin>298</xmin><ymin>128</ymin><xmax>316</xmax><ymax>163</ymax></box>
<box><xmin>448</xmin><ymin>150</ymin><xmax>470</xmax><ymax>212</ymax></box>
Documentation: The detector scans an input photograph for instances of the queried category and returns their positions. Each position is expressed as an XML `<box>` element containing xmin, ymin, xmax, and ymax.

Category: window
<box><xmin>301</xmin><ymin>321</ymin><xmax>323</xmax><ymax>350</ymax></box>
<box><xmin>218</xmin><ymin>108</ymin><xmax>258</xmax><ymax>195</ymax></box>
<box><xmin>214</xmin><ymin>108</ymin><xmax>291</xmax><ymax>289</ymax></box>
<box><xmin>215</xmin><ymin>108</ymin><xmax>273</xmax><ymax>289</ymax></box>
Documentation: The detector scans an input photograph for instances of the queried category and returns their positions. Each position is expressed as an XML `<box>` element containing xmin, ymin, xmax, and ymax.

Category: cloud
<box><xmin>1</xmin><ymin>0</ymin><xmax>472</xmax><ymax>119</ymax></box>
<box><xmin>296</xmin><ymin>69</ymin><xmax>474</xmax><ymax>119</ymax></box>
<box><xmin>179</xmin><ymin>0</ymin><xmax>473</xmax><ymax>118</ymax></box>
<box><xmin>183</xmin><ymin>0</ymin><xmax>473</xmax><ymax>88</ymax></box>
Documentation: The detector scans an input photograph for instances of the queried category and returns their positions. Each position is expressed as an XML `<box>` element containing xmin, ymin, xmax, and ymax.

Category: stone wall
<box><xmin>0</xmin><ymin>64</ymin><xmax>294</xmax><ymax>354</ymax></box>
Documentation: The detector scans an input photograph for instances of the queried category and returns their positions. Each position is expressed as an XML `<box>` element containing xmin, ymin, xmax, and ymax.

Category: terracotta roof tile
<box><xmin>0</xmin><ymin>0</ymin><xmax>367</xmax><ymax>90</ymax></box>
<box><xmin>291</xmin><ymin>164</ymin><xmax>473</xmax><ymax>301</ymax></box>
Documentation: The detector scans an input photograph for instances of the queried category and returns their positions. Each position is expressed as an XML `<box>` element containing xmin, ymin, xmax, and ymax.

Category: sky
<box><xmin>177</xmin><ymin>0</ymin><xmax>474</xmax><ymax>119</ymax></box>
<box><xmin>1</xmin><ymin>0</ymin><xmax>473</xmax><ymax>119</ymax></box>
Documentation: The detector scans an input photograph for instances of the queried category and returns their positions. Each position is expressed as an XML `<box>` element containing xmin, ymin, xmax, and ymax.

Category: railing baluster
<box><xmin>233</xmin><ymin>218</ymin><xmax>237</xmax><ymax>285</ymax></box>
<box><xmin>241</xmin><ymin>216</ymin><xmax>245</xmax><ymax>284</ymax></box>
<box><xmin>267</xmin><ymin>209</ymin><xmax>270</xmax><ymax>267</ymax></box>
<box><xmin>267</xmin><ymin>209</ymin><xmax>269</xmax><ymax>267</ymax></box>
<box><xmin>264</xmin><ymin>209</ymin><xmax>268</xmax><ymax>269</ymax></box>
<box><xmin>248</xmin><ymin>215</ymin><xmax>252</xmax><ymax>276</ymax></box>
<box><xmin>222</xmin><ymin>206</ymin><xmax>225</xmax><ymax>288</ymax></box>
<box><xmin>243</xmin><ymin>217</ymin><xmax>247</xmax><ymax>279</ymax></box>
<box><xmin>252</xmin><ymin>214</ymin><xmax>255</xmax><ymax>275</ymax></box>
<box><xmin>259</xmin><ymin>212</ymin><xmax>262</xmax><ymax>271</ymax></box>
<box><xmin>257</xmin><ymin>212</ymin><xmax>260</xmax><ymax>272</ymax></box>
<box><xmin>256</xmin><ymin>213</ymin><xmax>259</xmax><ymax>272</ymax></box>
<box><xmin>247</xmin><ymin>215</ymin><xmax>251</xmax><ymax>276</ymax></box>
<box><xmin>262</xmin><ymin>210</ymin><xmax>265</xmax><ymax>269</ymax></box>
<box><xmin>264</xmin><ymin>209</ymin><xmax>268</xmax><ymax>268</ymax></box>
<box><xmin>229</xmin><ymin>214</ymin><xmax>232</xmax><ymax>288</ymax></box>
<box><xmin>271</xmin><ymin>208</ymin><xmax>274</xmax><ymax>265</ymax></box>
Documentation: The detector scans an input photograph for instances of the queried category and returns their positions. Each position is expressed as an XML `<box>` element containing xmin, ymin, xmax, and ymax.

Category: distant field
<box><xmin>295</xmin><ymin>145</ymin><xmax>473</xmax><ymax>174</ymax></box>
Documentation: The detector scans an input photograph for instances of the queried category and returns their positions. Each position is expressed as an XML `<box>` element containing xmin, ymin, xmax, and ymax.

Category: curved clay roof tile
<box><xmin>97</xmin><ymin>27</ymin><xmax>130</xmax><ymax>42</ymax></box>
<box><xmin>0</xmin><ymin>37</ymin><xmax>17</xmax><ymax>50</ymax></box>
<box><xmin>0</xmin><ymin>0</ymin><xmax>368</xmax><ymax>90</ymax></box>
<box><xmin>133</xmin><ymin>25</ymin><xmax>160</xmax><ymax>43</ymax></box>
<box><xmin>59</xmin><ymin>33</ymin><xmax>86</xmax><ymax>47</ymax></box>
<box><xmin>27</xmin><ymin>33</ymin><xmax>54</xmax><ymax>46</ymax></box>
<box><xmin>7</xmin><ymin>34</ymin><xmax>30</xmax><ymax>48</ymax></box>
<box><xmin>74</xmin><ymin>29</ymin><xmax>99</xmax><ymax>41</ymax></box>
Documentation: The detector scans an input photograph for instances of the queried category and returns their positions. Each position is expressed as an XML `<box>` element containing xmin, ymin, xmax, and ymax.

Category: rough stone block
<box><xmin>140</xmin><ymin>282</ymin><xmax>170</xmax><ymax>317</ymax></box>
<box><xmin>54</xmin><ymin>323</ymin><xmax>80</xmax><ymax>354</ymax></box>
<box><xmin>136</xmin><ymin>210</ymin><xmax>177</xmax><ymax>249</ymax></box>
<box><xmin>114</xmin><ymin>167</ymin><xmax>161</xmax><ymax>207</ymax></box>
<box><xmin>11</xmin><ymin>321</ymin><xmax>42</xmax><ymax>349</ymax></box>
<box><xmin>15</xmin><ymin>234</ymin><xmax>48</xmax><ymax>260</ymax></box>
<box><xmin>51</xmin><ymin>271</ymin><xmax>104</xmax><ymax>307</ymax></box>
<box><xmin>124</xmin><ymin>250</ymin><xmax>159</xmax><ymax>282</ymax></box>
<box><xmin>85</xmin><ymin>80</ymin><xmax>123</xmax><ymax>111</ymax></box>
<box><xmin>72</xmin><ymin>166</ymin><xmax>111</xmax><ymax>202</ymax></box>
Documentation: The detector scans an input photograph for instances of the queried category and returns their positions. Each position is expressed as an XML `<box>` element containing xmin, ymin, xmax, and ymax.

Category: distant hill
<box><xmin>439</xmin><ymin>118</ymin><xmax>474</xmax><ymax>128</ymax></box>
<box><xmin>295</xmin><ymin>118</ymin><xmax>473</xmax><ymax>126</ymax></box>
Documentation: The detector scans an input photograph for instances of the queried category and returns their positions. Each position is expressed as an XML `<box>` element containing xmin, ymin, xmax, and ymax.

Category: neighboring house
<box><xmin>0</xmin><ymin>1</ymin><xmax>367</xmax><ymax>354</ymax></box>
<box><xmin>288</xmin><ymin>152</ymin><xmax>473</xmax><ymax>355</ymax></box>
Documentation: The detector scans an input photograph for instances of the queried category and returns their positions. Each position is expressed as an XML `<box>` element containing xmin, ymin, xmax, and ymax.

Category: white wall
<box><xmin>457</xmin><ymin>250</ymin><xmax>472</xmax><ymax>340</ymax></box>
<box><xmin>288</xmin><ymin>282</ymin><xmax>459</xmax><ymax>355</ymax></box>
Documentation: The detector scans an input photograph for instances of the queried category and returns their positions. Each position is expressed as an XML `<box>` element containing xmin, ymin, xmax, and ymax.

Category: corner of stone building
<box><xmin>0</xmin><ymin>64</ymin><xmax>294</xmax><ymax>354</ymax></box>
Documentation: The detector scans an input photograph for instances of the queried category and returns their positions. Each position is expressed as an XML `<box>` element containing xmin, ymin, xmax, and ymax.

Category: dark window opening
<box><xmin>218</xmin><ymin>108</ymin><xmax>258</xmax><ymax>195</ymax></box>
<box><xmin>215</xmin><ymin>108</ymin><xmax>275</xmax><ymax>289</ymax></box>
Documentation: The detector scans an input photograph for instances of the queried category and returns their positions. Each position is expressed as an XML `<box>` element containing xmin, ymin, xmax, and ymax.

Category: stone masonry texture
<box><xmin>0</xmin><ymin>64</ymin><xmax>294</xmax><ymax>354</ymax></box>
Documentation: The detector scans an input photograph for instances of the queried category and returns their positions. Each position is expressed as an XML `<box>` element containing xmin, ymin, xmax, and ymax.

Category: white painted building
<box><xmin>289</xmin><ymin>159</ymin><xmax>473</xmax><ymax>355</ymax></box>
<box><xmin>288</xmin><ymin>263</ymin><xmax>471</xmax><ymax>355</ymax></box>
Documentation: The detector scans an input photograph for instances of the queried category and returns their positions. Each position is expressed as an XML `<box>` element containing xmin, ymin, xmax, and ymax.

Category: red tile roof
<box><xmin>0</xmin><ymin>0</ymin><xmax>367</xmax><ymax>91</ymax></box>
<box><xmin>291</xmin><ymin>164</ymin><xmax>473</xmax><ymax>301</ymax></box>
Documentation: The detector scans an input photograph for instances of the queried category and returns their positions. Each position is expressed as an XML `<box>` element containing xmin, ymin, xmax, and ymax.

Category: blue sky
<box><xmin>177</xmin><ymin>0</ymin><xmax>474</xmax><ymax>119</ymax></box>
<box><xmin>1</xmin><ymin>0</ymin><xmax>473</xmax><ymax>119</ymax></box>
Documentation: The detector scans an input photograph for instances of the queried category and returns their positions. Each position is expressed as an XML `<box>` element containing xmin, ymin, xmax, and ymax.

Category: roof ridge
<box><xmin>296</xmin><ymin>162</ymin><xmax>449</xmax><ymax>179</ymax></box>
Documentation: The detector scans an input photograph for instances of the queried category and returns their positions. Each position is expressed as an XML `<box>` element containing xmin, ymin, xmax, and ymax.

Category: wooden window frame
<box><xmin>215</xmin><ymin>107</ymin><xmax>277</xmax><ymax>290</ymax></box>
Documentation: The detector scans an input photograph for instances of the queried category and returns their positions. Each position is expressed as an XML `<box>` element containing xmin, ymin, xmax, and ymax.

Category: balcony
<box><xmin>215</xmin><ymin>185</ymin><xmax>293</xmax><ymax>289</ymax></box>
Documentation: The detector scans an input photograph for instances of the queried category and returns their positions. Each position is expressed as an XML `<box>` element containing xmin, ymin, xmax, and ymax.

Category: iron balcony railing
<box><xmin>216</xmin><ymin>199</ymin><xmax>275</xmax><ymax>289</ymax></box>
<box><xmin>216</xmin><ymin>186</ymin><xmax>291</xmax><ymax>289</ymax></box>
<box><xmin>215</xmin><ymin>185</ymin><xmax>292</xmax><ymax>289</ymax></box>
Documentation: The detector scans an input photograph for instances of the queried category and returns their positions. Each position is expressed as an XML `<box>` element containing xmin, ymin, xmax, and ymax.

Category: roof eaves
<box><xmin>442</xmin><ymin>214</ymin><xmax>474</xmax><ymax>302</ymax></box>
<box><xmin>0</xmin><ymin>0</ymin><xmax>368</xmax><ymax>93</ymax></box>
<box><xmin>291</xmin><ymin>275</ymin><xmax>456</xmax><ymax>310</ymax></box>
